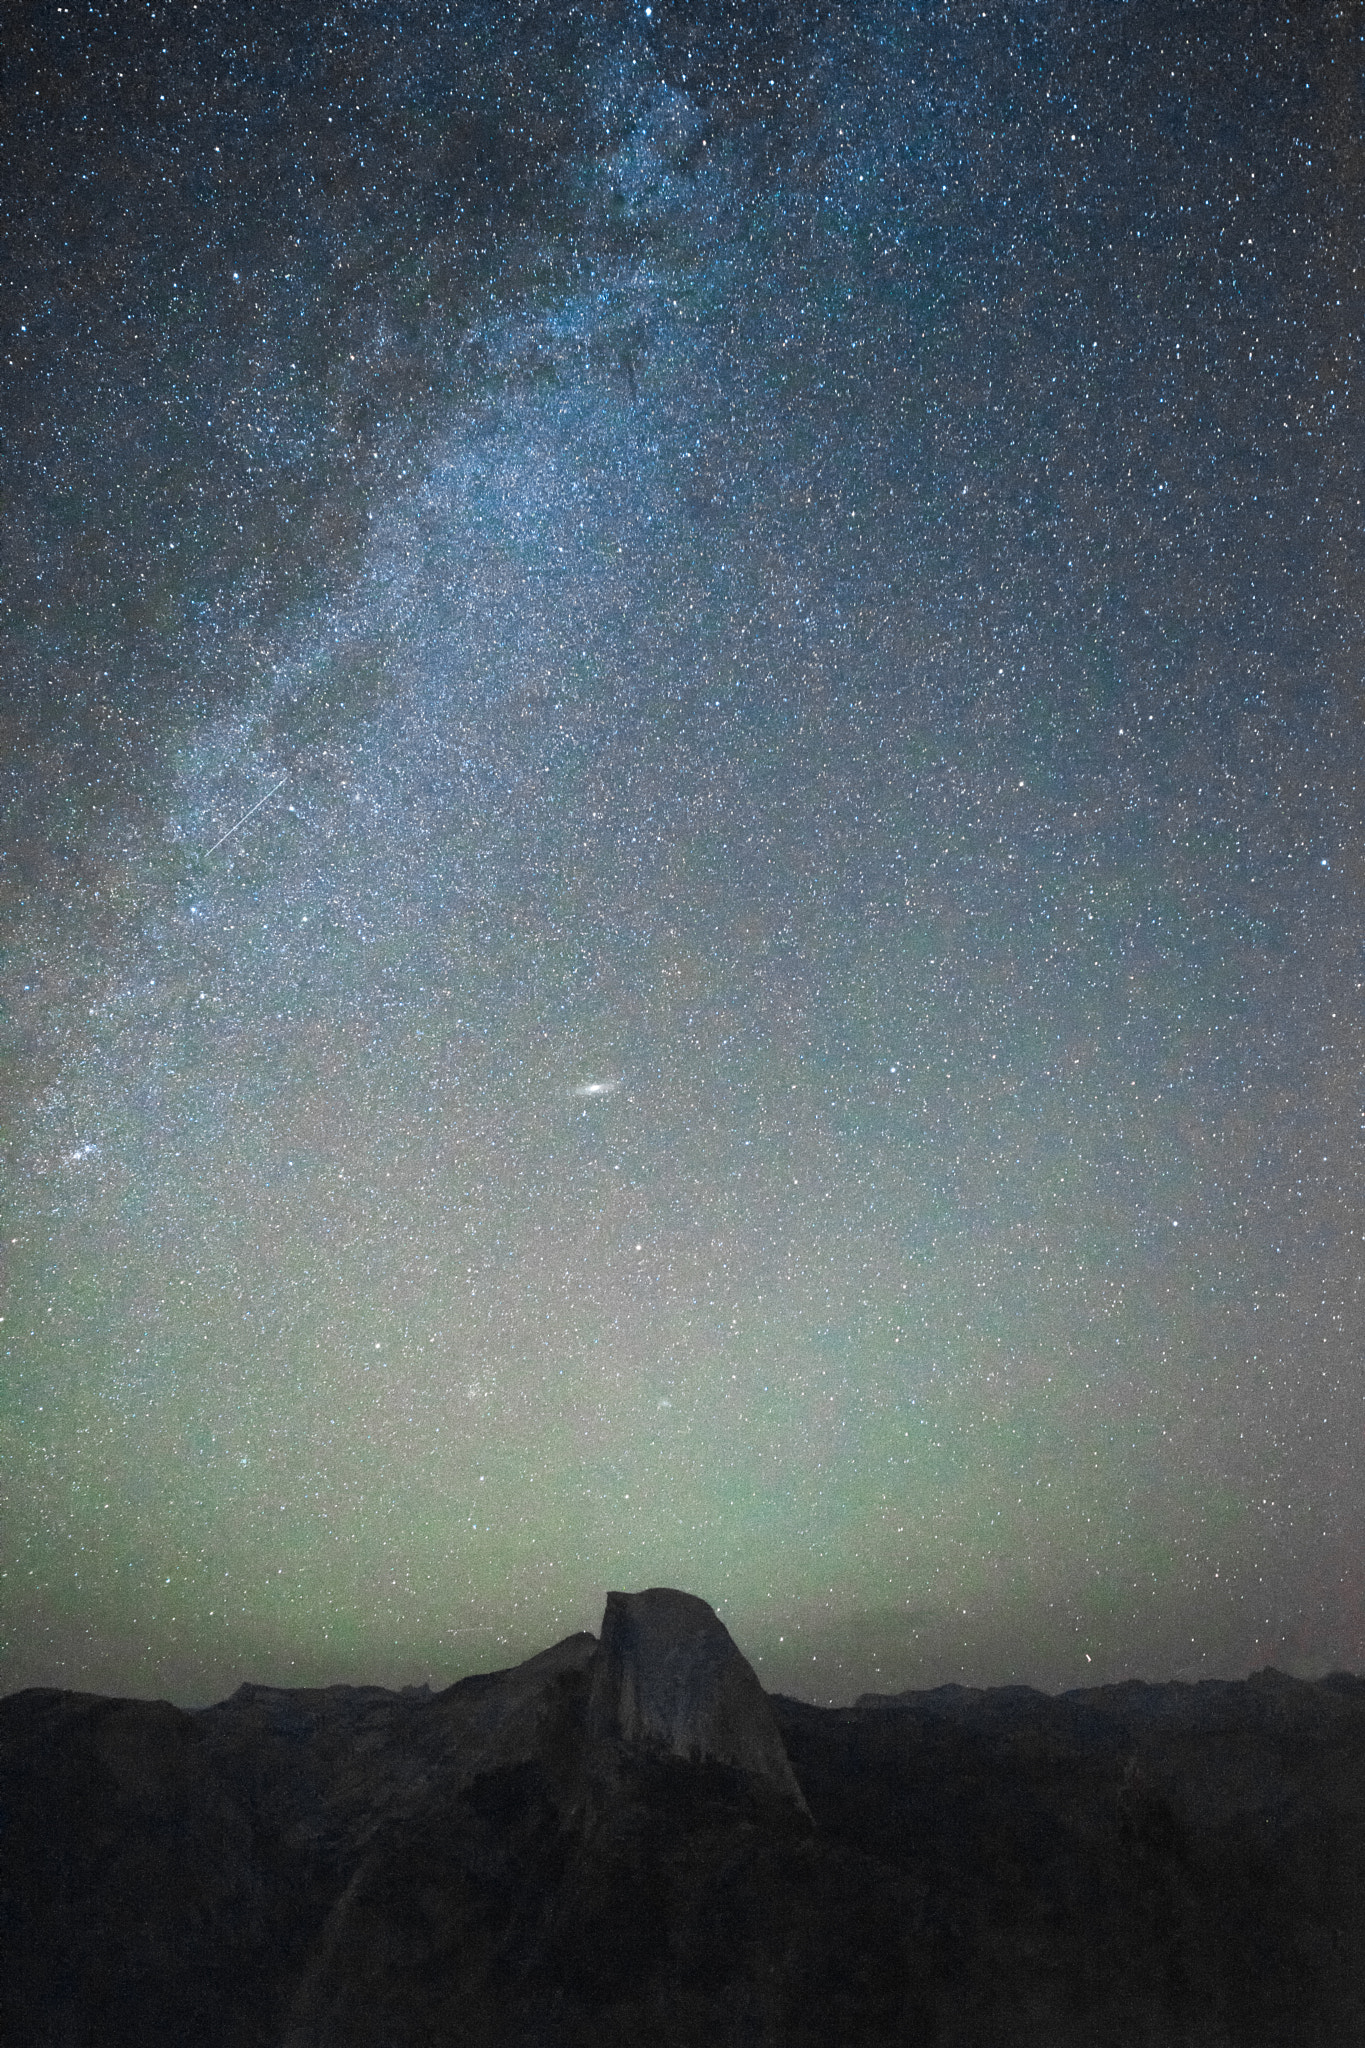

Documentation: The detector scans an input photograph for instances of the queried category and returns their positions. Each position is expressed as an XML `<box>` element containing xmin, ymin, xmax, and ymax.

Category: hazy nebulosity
<box><xmin>2</xmin><ymin>0</ymin><xmax>1361</xmax><ymax>1704</ymax></box>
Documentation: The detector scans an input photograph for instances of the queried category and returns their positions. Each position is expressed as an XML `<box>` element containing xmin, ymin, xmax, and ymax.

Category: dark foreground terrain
<box><xmin>3</xmin><ymin>1590</ymin><xmax>1363</xmax><ymax>2047</ymax></box>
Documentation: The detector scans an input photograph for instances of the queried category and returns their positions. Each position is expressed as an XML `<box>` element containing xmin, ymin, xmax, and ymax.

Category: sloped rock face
<box><xmin>586</xmin><ymin>1586</ymin><xmax>810</xmax><ymax>1812</ymax></box>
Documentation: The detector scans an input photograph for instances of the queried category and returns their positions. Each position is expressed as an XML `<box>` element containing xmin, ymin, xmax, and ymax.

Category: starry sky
<box><xmin>2</xmin><ymin>0</ymin><xmax>1362</xmax><ymax>1708</ymax></box>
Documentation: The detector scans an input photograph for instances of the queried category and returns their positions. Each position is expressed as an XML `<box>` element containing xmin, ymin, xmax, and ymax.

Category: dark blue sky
<box><xmin>2</xmin><ymin>0</ymin><xmax>1361</xmax><ymax>1704</ymax></box>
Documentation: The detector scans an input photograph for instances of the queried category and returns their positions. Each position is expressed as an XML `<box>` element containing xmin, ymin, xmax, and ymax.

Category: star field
<box><xmin>1</xmin><ymin>0</ymin><xmax>1362</xmax><ymax>1705</ymax></box>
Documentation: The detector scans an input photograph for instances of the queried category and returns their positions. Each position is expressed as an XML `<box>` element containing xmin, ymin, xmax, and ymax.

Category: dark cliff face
<box><xmin>2</xmin><ymin>1599</ymin><xmax>1364</xmax><ymax>2048</ymax></box>
<box><xmin>586</xmin><ymin>1587</ymin><xmax>810</xmax><ymax>1815</ymax></box>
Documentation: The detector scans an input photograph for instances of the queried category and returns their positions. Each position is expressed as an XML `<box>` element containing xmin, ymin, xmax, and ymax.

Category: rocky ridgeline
<box><xmin>3</xmin><ymin>1589</ymin><xmax>1364</xmax><ymax>2046</ymax></box>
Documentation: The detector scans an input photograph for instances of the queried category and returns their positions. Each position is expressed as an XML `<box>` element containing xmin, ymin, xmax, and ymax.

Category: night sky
<box><xmin>2</xmin><ymin>0</ymin><xmax>1362</xmax><ymax>1708</ymax></box>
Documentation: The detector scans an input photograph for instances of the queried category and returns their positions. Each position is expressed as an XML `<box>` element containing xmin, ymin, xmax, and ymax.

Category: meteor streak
<box><xmin>204</xmin><ymin>776</ymin><xmax>288</xmax><ymax>856</ymax></box>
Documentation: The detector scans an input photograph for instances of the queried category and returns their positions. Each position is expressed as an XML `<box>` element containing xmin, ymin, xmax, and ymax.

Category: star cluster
<box><xmin>2</xmin><ymin>0</ymin><xmax>1361</xmax><ymax>1704</ymax></box>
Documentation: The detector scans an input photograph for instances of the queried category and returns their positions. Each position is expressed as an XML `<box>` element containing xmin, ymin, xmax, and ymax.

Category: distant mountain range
<box><xmin>4</xmin><ymin>1588</ymin><xmax>1363</xmax><ymax>2046</ymax></box>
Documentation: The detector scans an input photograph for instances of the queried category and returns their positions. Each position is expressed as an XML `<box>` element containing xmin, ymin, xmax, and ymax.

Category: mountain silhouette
<box><xmin>3</xmin><ymin>1589</ymin><xmax>1363</xmax><ymax>2045</ymax></box>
